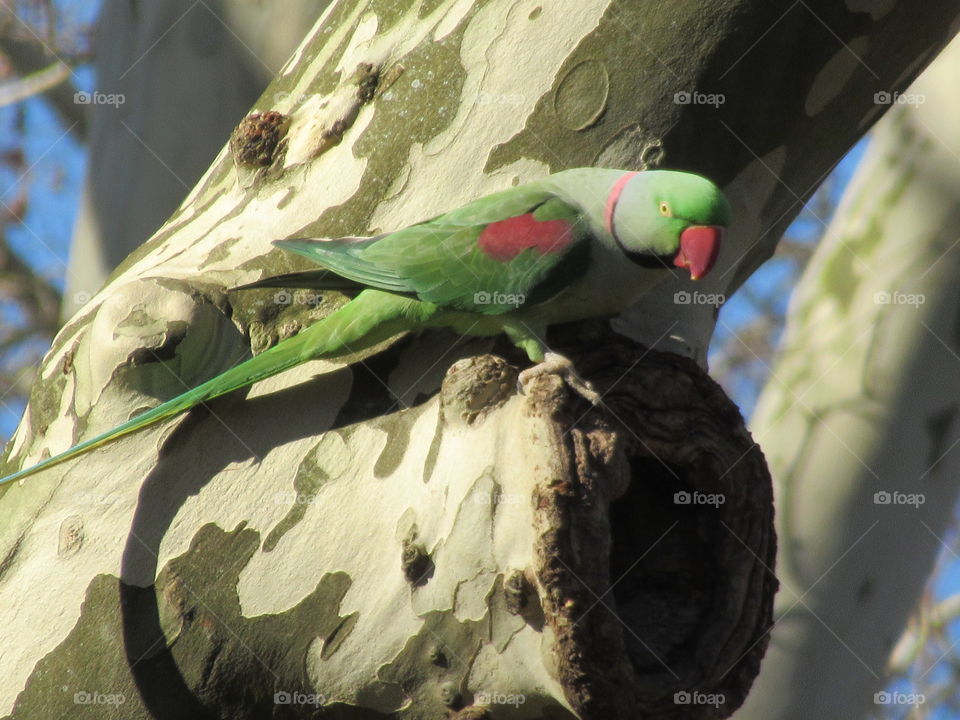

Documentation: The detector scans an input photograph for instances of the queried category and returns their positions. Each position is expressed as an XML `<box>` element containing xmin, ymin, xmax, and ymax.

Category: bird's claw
<box><xmin>518</xmin><ymin>352</ymin><xmax>601</xmax><ymax>405</ymax></box>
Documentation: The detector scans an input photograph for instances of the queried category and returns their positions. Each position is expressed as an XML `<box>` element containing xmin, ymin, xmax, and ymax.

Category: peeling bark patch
<box><xmin>822</xmin><ymin>133</ymin><xmax>920</xmax><ymax>315</ymax></box>
<box><xmin>284</xmin><ymin>61</ymin><xmax>382</xmax><ymax>166</ymax></box>
<box><xmin>553</xmin><ymin>59</ymin><xmax>609</xmax><ymax>131</ymax></box>
<box><xmin>486</xmin><ymin>4</ymin><xmax>675</xmax><ymax>173</ymax></box>
<box><xmin>805</xmin><ymin>38</ymin><xmax>868</xmax><ymax>115</ymax></box>
<box><xmin>418</xmin><ymin>0</ymin><xmax>447</xmax><ymax>20</ymax></box>
<box><xmin>531</xmin><ymin>329</ymin><xmax>777</xmax><ymax>720</ymax></box>
<box><xmin>125</xmin><ymin>320</ymin><xmax>188</xmax><ymax>367</ymax></box>
<box><xmin>373</xmin><ymin>414</ymin><xmax>413</xmax><ymax>478</ymax></box>
<box><xmin>365</xmin><ymin>0</ymin><xmax>408</xmax><ymax>34</ymax></box>
<box><xmin>378</xmin><ymin>610</ymin><xmax>484</xmax><ymax>717</ymax></box>
<box><xmin>422</xmin><ymin>417</ymin><xmax>444</xmax><ymax>484</ymax></box>
<box><xmin>157</xmin><ymin>569</ymin><xmax>193</xmax><ymax>652</ymax></box>
<box><xmin>4</xmin><ymin>357</ymin><xmax>71</xmax><ymax>487</ymax></box>
<box><xmin>196</xmin><ymin>240</ymin><xmax>234</xmax><ymax>271</ymax></box>
<box><xmin>11</xmin><ymin>524</ymin><xmax>369</xmax><ymax>720</ymax></box>
<box><xmin>299</xmin><ymin>27</ymin><xmax>469</xmax><ymax>241</ymax></box>
<box><xmin>262</xmin><ymin>453</ymin><xmax>331</xmax><ymax>552</ymax></box>
<box><xmin>94</xmin><ymin>280</ymin><xmax>250</xmax><ymax>406</ymax></box>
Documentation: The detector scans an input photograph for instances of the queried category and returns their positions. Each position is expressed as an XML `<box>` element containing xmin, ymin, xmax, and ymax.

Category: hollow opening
<box><xmin>609</xmin><ymin>454</ymin><xmax>723</xmax><ymax>681</ymax></box>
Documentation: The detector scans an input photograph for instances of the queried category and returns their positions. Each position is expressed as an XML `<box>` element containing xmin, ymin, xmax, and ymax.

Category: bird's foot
<box><xmin>517</xmin><ymin>352</ymin><xmax>600</xmax><ymax>405</ymax></box>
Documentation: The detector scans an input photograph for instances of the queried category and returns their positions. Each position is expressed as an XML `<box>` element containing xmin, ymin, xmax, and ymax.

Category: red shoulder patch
<box><xmin>477</xmin><ymin>213</ymin><xmax>573</xmax><ymax>262</ymax></box>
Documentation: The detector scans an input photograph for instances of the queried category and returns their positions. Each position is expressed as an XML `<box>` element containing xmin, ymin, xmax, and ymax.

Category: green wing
<box><xmin>277</xmin><ymin>186</ymin><xmax>591</xmax><ymax>314</ymax></box>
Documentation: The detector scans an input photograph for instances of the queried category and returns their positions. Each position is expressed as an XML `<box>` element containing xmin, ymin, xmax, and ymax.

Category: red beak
<box><xmin>674</xmin><ymin>225</ymin><xmax>723</xmax><ymax>280</ymax></box>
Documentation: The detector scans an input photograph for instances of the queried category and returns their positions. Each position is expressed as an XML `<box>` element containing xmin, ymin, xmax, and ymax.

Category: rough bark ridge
<box><xmin>0</xmin><ymin>1</ymin><xmax>957</xmax><ymax>718</ymax></box>
<box><xmin>531</xmin><ymin>333</ymin><xmax>776</xmax><ymax>719</ymax></box>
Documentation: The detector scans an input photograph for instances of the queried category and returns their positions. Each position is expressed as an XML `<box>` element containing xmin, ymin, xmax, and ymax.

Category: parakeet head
<box><xmin>605</xmin><ymin>170</ymin><xmax>731</xmax><ymax>280</ymax></box>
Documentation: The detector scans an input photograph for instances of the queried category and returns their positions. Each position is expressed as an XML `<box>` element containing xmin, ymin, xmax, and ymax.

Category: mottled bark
<box><xmin>64</xmin><ymin>0</ymin><xmax>329</xmax><ymax>317</ymax></box>
<box><xmin>0</xmin><ymin>1</ymin><xmax>958</xmax><ymax>719</ymax></box>
<box><xmin>736</xmin><ymin>35</ymin><xmax>960</xmax><ymax>720</ymax></box>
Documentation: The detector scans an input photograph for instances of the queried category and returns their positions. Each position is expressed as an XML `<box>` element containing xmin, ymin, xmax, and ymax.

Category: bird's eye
<box><xmin>659</xmin><ymin>201</ymin><xmax>672</xmax><ymax>217</ymax></box>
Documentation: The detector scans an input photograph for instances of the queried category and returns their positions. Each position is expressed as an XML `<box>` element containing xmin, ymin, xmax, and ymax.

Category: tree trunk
<box><xmin>64</xmin><ymin>0</ymin><xmax>329</xmax><ymax>317</ymax></box>
<box><xmin>1</xmin><ymin>2</ymin><xmax>958</xmax><ymax>719</ymax></box>
<box><xmin>735</xmin><ymin>34</ymin><xmax>960</xmax><ymax>720</ymax></box>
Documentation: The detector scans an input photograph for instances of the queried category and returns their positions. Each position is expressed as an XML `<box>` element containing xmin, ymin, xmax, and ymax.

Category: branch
<box><xmin>0</xmin><ymin>17</ymin><xmax>88</xmax><ymax>136</ymax></box>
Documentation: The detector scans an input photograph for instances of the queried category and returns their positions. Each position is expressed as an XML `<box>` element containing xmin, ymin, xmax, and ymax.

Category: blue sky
<box><xmin>711</xmin><ymin>138</ymin><xmax>868</xmax><ymax>419</ymax></box>
<box><xmin>0</xmin><ymin>93</ymin><xmax>85</xmax><ymax>437</ymax></box>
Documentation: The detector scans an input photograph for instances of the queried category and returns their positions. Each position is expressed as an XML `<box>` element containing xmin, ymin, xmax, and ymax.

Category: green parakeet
<box><xmin>0</xmin><ymin>168</ymin><xmax>730</xmax><ymax>485</ymax></box>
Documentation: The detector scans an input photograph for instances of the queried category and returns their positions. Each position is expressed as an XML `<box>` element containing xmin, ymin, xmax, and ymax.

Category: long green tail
<box><xmin>0</xmin><ymin>290</ymin><xmax>432</xmax><ymax>486</ymax></box>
